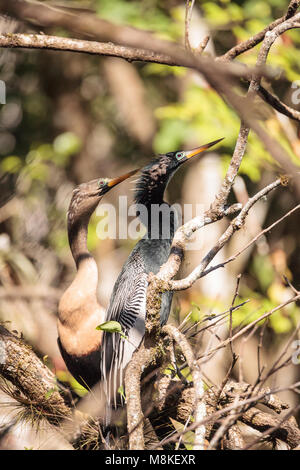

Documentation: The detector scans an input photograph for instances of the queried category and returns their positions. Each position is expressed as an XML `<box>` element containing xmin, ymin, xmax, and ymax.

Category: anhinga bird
<box><xmin>57</xmin><ymin>169</ymin><xmax>138</xmax><ymax>389</ymax></box>
<box><xmin>101</xmin><ymin>138</ymin><xmax>223</xmax><ymax>415</ymax></box>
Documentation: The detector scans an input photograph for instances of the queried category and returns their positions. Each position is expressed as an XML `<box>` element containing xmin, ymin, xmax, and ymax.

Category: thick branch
<box><xmin>0</xmin><ymin>326</ymin><xmax>71</xmax><ymax>423</ymax></box>
<box><xmin>241</xmin><ymin>407</ymin><xmax>300</xmax><ymax>449</ymax></box>
<box><xmin>0</xmin><ymin>32</ymin><xmax>179</xmax><ymax>66</ymax></box>
<box><xmin>125</xmin><ymin>344</ymin><xmax>156</xmax><ymax>450</ymax></box>
<box><xmin>162</xmin><ymin>324</ymin><xmax>206</xmax><ymax>450</ymax></box>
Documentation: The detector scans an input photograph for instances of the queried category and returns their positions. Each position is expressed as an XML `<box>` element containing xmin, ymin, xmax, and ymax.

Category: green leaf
<box><xmin>96</xmin><ymin>321</ymin><xmax>123</xmax><ymax>334</ymax></box>
<box><xmin>96</xmin><ymin>321</ymin><xmax>128</xmax><ymax>340</ymax></box>
<box><xmin>170</xmin><ymin>418</ymin><xmax>194</xmax><ymax>450</ymax></box>
<box><xmin>118</xmin><ymin>385</ymin><xmax>126</xmax><ymax>402</ymax></box>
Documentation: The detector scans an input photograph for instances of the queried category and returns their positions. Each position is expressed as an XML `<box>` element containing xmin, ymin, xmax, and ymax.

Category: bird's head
<box><xmin>68</xmin><ymin>169</ymin><xmax>138</xmax><ymax>224</ymax></box>
<box><xmin>162</xmin><ymin>137</ymin><xmax>224</xmax><ymax>172</ymax></box>
<box><xmin>135</xmin><ymin>138</ymin><xmax>224</xmax><ymax>205</ymax></box>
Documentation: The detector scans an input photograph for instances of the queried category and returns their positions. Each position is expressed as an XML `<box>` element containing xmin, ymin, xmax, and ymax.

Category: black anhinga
<box><xmin>101</xmin><ymin>138</ymin><xmax>223</xmax><ymax>415</ymax></box>
<box><xmin>57</xmin><ymin>169</ymin><xmax>138</xmax><ymax>389</ymax></box>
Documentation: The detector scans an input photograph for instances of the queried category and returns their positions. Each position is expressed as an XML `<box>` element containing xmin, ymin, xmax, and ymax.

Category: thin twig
<box><xmin>201</xmin><ymin>204</ymin><xmax>300</xmax><ymax>279</ymax></box>
<box><xmin>219</xmin><ymin>0</ymin><xmax>300</xmax><ymax>61</ymax></box>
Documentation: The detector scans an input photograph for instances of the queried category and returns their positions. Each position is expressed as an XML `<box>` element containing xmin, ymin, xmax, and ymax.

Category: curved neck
<box><xmin>134</xmin><ymin>170</ymin><xmax>178</xmax><ymax>239</ymax></box>
<box><xmin>66</xmin><ymin>212</ymin><xmax>100</xmax><ymax>306</ymax></box>
<box><xmin>66</xmin><ymin>211</ymin><xmax>100</xmax><ymax>305</ymax></box>
<box><xmin>59</xmin><ymin>212</ymin><xmax>102</xmax><ymax>327</ymax></box>
<box><xmin>68</xmin><ymin>214</ymin><xmax>92</xmax><ymax>269</ymax></box>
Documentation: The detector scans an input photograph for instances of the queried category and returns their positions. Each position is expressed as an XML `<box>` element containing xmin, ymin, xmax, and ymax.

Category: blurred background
<box><xmin>0</xmin><ymin>0</ymin><xmax>300</xmax><ymax>449</ymax></box>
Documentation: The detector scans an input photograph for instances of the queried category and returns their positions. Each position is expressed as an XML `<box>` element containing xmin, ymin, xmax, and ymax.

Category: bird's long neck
<box><xmin>134</xmin><ymin>164</ymin><xmax>168</xmax><ymax>209</ymax></box>
<box><xmin>58</xmin><ymin>211</ymin><xmax>104</xmax><ymax>356</ymax></box>
<box><xmin>66</xmin><ymin>210</ymin><xmax>100</xmax><ymax>301</ymax></box>
<box><xmin>68</xmin><ymin>214</ymin><xmax>92</xmax><ymax>268</ymax></box>
<box><xmin>134</xmin><ymin>165</ymin><xmax>177</xmax><ymax>239</ymax></box>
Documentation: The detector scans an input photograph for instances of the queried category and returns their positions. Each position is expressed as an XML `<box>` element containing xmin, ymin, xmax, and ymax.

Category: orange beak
<box><xmin>185</xmin><ymin>138</ymin><xmax>224</xmax><ymax>160</ymax></box>
<box><xmin>107</xmin><ymin>168</ymin><xmax>139</xmax><ymax>188</ymax></box>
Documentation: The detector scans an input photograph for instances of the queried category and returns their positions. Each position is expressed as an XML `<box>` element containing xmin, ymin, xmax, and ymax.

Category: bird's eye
<box><xmin>176</xmin><ymin>152</ymin><xmax>185</xmax><ymax>161</ymax></box>
<box><xmin>98</xmin><ymin>179</ymin><xmax>105</xmax><ymax>188</ymax></box>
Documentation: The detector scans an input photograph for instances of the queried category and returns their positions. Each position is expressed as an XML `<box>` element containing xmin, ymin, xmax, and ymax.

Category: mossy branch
<box><xmin>0</xmin><ymin>325</ymin><xmax>71</xmax><ymax>424</ymax></box>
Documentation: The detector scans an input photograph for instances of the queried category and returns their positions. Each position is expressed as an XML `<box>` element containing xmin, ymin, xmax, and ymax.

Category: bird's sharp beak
<box><xmin>185</xmin><ymin>138</ymin><xmax>224</xmax><ymax>160</ymax></box>
<box><xmin>107</xmin><ymin>168</ymin><xmax>139</xmax><ymax>188</ymax></box>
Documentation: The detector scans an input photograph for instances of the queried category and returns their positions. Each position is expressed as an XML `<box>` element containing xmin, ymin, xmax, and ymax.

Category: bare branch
<box><xmin>219</xmin><ymin>0</ymin><xmax>300</xmax><ymax>61</ymax></box>
<box><xmin>210</xmin><ymin>124</ymin><xmax>250</xmax><ymax>215</ymax></box>
<box><xmin>197</xmin><ymin>35</ymin><xmax>210</xmax><ymax>54</ymax></box>
<box><xmin>222</xmin><ymin>424</ymin><xmax>245</xmax><ymax>450</ymax></box>
<box><xmin>152</xmin><ymin>381</ymin><xmax>300</xmax><ymax>448</ymax></box>
<box><xmin>202</xmin><ymin>203</ymin><xmax>300</xmax><ymax>278</ymax></box>
<box><xmin>184</xmin><ymin>0</ymin><xmax>195</xmax><ymax>50</ymax></box>
<box><xmin>167</xmin><ymin>178</ymin><xmax>282</xmax><ymax>291</ymax></box>
<box><xmin>0</xmin><ymin>32</ymin><xmax>180</xmax><ymax>66</ymax></box>
<box><xmin>241</xmin><ymin>406</ymin><xmax>300</xmax><ymax>449</ymax></box>
<box><xmin>125</xmin><ymin>344</ymin><xmax>154</xmax><ymax>450</ymax></box>
<box><xmin>258</xmin><ymin>85</ymin><xmax>300</xmax><ymax>122</ymax></box>
<box><xmin>198</xmin><ymin>293</ymin><xmax>300</xmax><ymax>360</ymax></box>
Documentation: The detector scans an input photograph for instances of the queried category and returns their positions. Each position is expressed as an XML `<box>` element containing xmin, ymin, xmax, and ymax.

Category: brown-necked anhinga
<box><xmin>57</xmin><ymin>170</ymin><xmax>138</xmax><ymax>389</ymax></box>
<box><xmin>100</xmin><ymin>138</ymin><xmax>223</xmax><ymax>419</ymax></box>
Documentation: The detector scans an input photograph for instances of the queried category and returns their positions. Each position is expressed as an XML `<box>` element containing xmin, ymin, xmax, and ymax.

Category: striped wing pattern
<box><xmin>101</xmin><ymin>251</ymin><xmax>148</xmax><ymax>413</ymax></box>
<box><xmin>101</xmin><ymin>237</ymin><xmax>175</xmax><ymax>423</ymax></box>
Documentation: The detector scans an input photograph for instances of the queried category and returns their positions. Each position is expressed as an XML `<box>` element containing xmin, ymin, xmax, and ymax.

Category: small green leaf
<box><xmin>96</xmin><ymin>321</ymin><xmax>123</xmax><ymax>333</ymax></box>
<box><xmin>118</xmin><ymin>385</ymin><xmax>126</xmax><ymax>402</ymax></box>
<box><xmin>96</xmin><ymin>321</ymin><xmax>128</xmax><ymax>341</ymax></box>
<box><xmin>170</xmin><ymin>418</ymin><xmax>194</xmax><ymax>450</ymax></box>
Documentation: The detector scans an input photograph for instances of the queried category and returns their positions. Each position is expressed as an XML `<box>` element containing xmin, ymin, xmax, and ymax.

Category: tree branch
<box><xmin>258</xmin><ymin>85</ymin><xmax>300</xmax><ymax>122</ymax></box>
<box><xmin>0</xmin><ymin>325</ymin><xmax>71</xmax><ymax>424</ymax></box>
<box><xmin>162</xmin><ymin>324</ymin><xmax>206</xmax><ymax>450</ymax></box>
<box><xmin>219</xmin><ymin>0</ymin><xmax>300</xmax><ymax>61</ymax></box>
<box><xmin>0</xmin><ymin>32</ymin><xmax>180</xmax><ymax>66</ymax></box>
<box><xmin>166</xmin><ymin>178</ymin><xmax>283</xmax><ymax>291</ymax></box>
